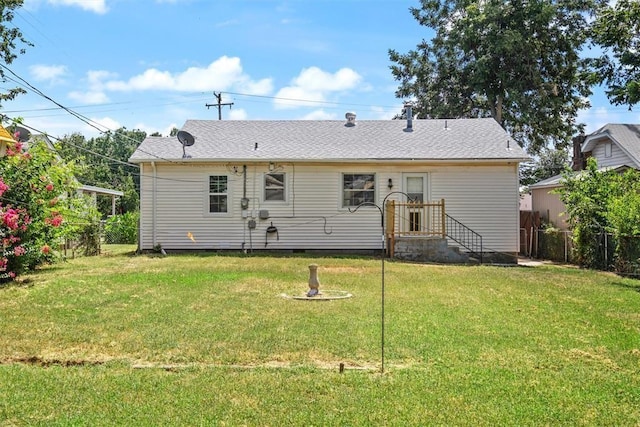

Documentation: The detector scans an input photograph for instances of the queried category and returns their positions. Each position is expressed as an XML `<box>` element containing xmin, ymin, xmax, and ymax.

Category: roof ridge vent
<box><xmin>345</xmin><ymin>112</ymin><xmax>356</xmax><ymax>127</ymax></box>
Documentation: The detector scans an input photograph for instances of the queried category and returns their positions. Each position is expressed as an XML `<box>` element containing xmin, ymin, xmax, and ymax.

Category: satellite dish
<box><xmin>176</xmin><ymin>130</ymin><xmax>195</xmax><ymax>158</ymax></box>
<box><xmin>13</xmin><ymin>126</ymin><xmax>31</xmax><ymax>142</ymax></box>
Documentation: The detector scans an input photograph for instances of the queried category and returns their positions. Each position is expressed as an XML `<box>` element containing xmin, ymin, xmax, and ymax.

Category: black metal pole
<box><xmin>349</xmin><ymin>191</ymin><xmax>412</xmax><ymax>374</ymax></box>
<box><xmin>381</xmin><ymin>219</ymin><xmax>385</xmax><ymax>373</ymax></box>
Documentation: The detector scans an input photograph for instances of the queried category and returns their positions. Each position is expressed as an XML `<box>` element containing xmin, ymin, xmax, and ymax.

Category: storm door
<box><xmin>403</xmin><ymin>174</ymin><xmax>428</xmax><ymax>233</ymax></box>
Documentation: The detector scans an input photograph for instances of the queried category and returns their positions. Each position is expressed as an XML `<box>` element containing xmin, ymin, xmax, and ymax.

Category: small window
<box><xmin>605</xmin><ymin>142</ymin><xmax>612</xmax><ymax>158</ymax></box>
<box><xmin>342</xmin><ymin>173</ymin><xmax>375</xmax><ymax>207</ymax></box>
<box><xmin>209</xmin><ymin>175</ymin><xmax>228</xmax><ymax>213</ymax></box>
<box><xmin>406</xmin><ymin>176</ymin><xmax>424</xmax><ymax>202</ymax></box>
<box><xmin>265</xmin><ymin>173</ymin><xmax>285</xmax><ymax>201</ymax></box>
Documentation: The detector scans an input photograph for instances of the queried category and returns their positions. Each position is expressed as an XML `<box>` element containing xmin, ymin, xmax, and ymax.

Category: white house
<box><xmin>129</xmin><ymin>115</ymin><xmax>528</xmax><ymax>262</ymax></box>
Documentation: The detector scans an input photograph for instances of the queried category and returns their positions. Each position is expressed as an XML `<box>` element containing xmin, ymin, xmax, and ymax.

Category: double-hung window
<box><xmin>209</xmin><ymin>175</ymin><xmax>228</xmax><ymax>213</ymax></box>
<box><xmin>342</xmin><ymin>173</ymin><xmax>375</xmax><ymax>207</ymax></box>
<box><xmin>264</xmin><ymin>173</ymin><xmax>286</xmax><ymax>202</ymax></box>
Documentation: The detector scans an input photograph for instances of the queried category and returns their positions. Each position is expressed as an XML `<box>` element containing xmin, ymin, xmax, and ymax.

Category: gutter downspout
<box><xmin>151</xmin><ymin>161</ymin><xmax>157</xmax><ymax>248</ymax></box>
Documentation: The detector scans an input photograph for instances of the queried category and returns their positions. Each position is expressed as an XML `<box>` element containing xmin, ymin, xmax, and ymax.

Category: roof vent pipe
<box><xmin>404</xmin><ymin>104</ymin><xmax>413</xmax><ymax>132</ymax></box>
<box><xmin>345</xmin><ymin>112</ymin><xmax>356</xmax><ymax>127</ymax></box>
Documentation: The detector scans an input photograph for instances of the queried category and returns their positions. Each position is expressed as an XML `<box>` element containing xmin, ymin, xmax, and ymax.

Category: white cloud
<box><xmin>369</xmin><ymin>105</ymin><xmax>398</xmax><ymax>120</ymax></box>
<box><xmin>64</xmin><ymin>70</ymin><xmax>117</xmax><ymax>104</ymax></box>
<box><xmin>47</xmin><ymin>0</ymin><xmax>108</xmax><ymax>14</ymax></box>
<box><xmin>87</xmin><ymin>70</ymin><xmax>118</xmax><ymax>89</ymax></box>
<box><xmin>162</xmin><ymin>123</ymin><xmax>179</xmax><ymax>136</ymax></box>
<box><xmin>229</xmin><ymin>109</ymin><xmax>248</xmax><ymax>120</ymax></box>
<box><xmin>300</xmin><ymin>109</ymin><xmax>336</xmax><ymax>120</ymax></box>
<box><xmin>89</xmin><ymin>116</ymin><xmax>121</xmax><ymax>133</ymax></box>
<box><xmin>68</xmin><ymin>90</ymin><xmax>109</xmax><ymax>104</ymax></box>
<box><xmin>23</xmin><ymin>115</ymin><xmax>80</xmax><ymax>138</ymax></box>
<box><xmin>29</xmin><ymin>64</ymin><xmax>67</xmax><ymax>83</ymax></box>
<box><xmin>107</xmin><ymin>68</ymin><xmax>174</xmax><ymax>91</ymax></box>
<box><xmin>274</xmin><ymin>66</ymin><xmax>362</xmax><ymax>109</ymax></box>
<box><xmin>274</xmin><ymin>86</ymin><xmax>325</xmax><ymax>109</ymax></box>
<box><xmin>21</xmin><ymin>0</ymin><xmax>40</xmax><ymax>11</ymax></box>
<box><xmin>131</xmin><ymin>122</ymin><xmax>177</xmax><ymax>137</ymax></box>
<box><xmin>292</xmin><ymin>67</ymin><xmax>361</xmax><ymax>92</ymax></box>
<box><xmin>238</xmin><ymin>78</ymin><xmax>273</xmax><ymax>96</ymax></box>
<box><xmin>104</xmin><ymin>56</ymin><xmax>272</xmax><ymax>94</ymax></box>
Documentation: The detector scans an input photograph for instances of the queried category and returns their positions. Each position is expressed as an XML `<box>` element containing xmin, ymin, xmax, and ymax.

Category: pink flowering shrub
<box><xmin>0</xmin><ymin>132</ymin><xmax>82</xmax><ymax>283</ymax></box>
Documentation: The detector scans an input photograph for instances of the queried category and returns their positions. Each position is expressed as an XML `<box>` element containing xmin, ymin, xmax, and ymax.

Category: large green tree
<box><xmin>0</xmin><ymin>0</ymin><xmax>30</xmax><ymax>106</ymax></box>
<box><xmin>389</xmin><ymin>0</ymin><xmax>605</xmax><ymax>154</ymax></box>
<box><xmin>55</xmin><ymin>128</ymin><xmax>143</xmax><ymax>216</ymax></box>
<box><xmin>520</xmin><ymin>147</ymin><xmax>569</xmax><ymax>188</ymax></box>
<box><xmin>590</xmin><ymin>0</ymin><xmax>640</xmax><ymax>108</ymax></box>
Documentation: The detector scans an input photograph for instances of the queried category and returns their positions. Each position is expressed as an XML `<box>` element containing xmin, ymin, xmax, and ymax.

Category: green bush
<box><xmin>104</xmin><ymin>212</ymin><xmax>139</xmax><ymax>244</ymax></box>
<box><xmin>538</xmin><ymin>227</ymin><xmax>574</xmax><ymax>263</ymax></box>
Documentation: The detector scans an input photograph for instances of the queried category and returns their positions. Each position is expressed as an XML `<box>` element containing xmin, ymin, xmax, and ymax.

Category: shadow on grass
<box><xmin>137</xmin><ymin>248</ymin><xmax>383</xmax><ymax>262</ymax></box>
<box><xmin>610</xmin><ymin>280</ymin><xmax>640</xmax><ymax>292</ymax></box>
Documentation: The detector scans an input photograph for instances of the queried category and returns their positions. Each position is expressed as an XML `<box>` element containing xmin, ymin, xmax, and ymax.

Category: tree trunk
<box><xmin>494</xmin><ymin>93</ymin><xmax>503</xmax><ymax>126</ymax></box>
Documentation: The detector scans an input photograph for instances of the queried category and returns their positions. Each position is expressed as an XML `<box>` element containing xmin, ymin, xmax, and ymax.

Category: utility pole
<box><xmin>206</xmin><ymin>92</ymin><xmax>234</xmax><ymax>120</ymax></box>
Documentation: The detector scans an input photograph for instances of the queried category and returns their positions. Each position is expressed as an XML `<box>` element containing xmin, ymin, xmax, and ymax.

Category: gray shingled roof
<box><xmin>529</xmin><ymin>165</ymin><xmax>631</xmax><ymax>189</ymax></box>
<box><xmin>582</xmin><ymin>124</ymin><xmax>640</xmax><ymax>168</ymax></box>
<box><xmin>129</xmin><ymin>118</ymin><xmax>528</xmax><ymax>163</ymax></box>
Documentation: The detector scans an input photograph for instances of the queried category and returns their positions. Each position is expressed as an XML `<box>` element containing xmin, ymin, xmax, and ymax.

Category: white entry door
<box><xmin>403</xmin><ymin>174</ymin><xmax>428</xmax><ymax>232</ymax></box>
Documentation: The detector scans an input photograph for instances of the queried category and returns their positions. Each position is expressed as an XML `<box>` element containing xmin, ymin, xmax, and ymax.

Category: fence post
<box><xmin>604</xmin><ymin>232</ymin><xmax>608</xmax><ymax>269</ymax></box>
<box><xmin>385</xmin><ymin>200</ymin><xmax>395</xmax><ymax>257</ymax></box>
<box><xmin>441</xmin><ymin>198</ymin><xmax>446</xmax><ymax>238</ymax></box>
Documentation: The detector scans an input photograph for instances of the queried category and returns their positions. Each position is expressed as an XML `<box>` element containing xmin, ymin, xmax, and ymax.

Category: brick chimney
<box><xmin>571</xmin><ymin>134</ymin><xmax>587</xmax><ymax>171</ymax></box>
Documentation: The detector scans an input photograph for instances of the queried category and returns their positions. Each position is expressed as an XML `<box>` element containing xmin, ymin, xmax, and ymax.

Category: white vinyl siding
<box><xmin>137</xmin><ymin>162</ymin><xmax>520</xmax><ymax>254</ymax></box>
<box><xmin>531</xmin><ymin>186</ymin><xmax>569</xmax><ymax>231</ymax></box>
<box><xmin>429</xmin><ymin>164</ymin><xmax>520</xmax><ymax>254</ymax></box>
<box><xmin>592</xmin><ymin>140</ymin><xmax>632</xmax><ymax>168</ymax></box>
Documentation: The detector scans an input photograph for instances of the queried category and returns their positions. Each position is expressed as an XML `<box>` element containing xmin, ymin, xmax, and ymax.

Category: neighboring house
<box><xmin>529</xmin><ymin>174</ymin><xmax>569</xmax><ymax>230</ymax></box>
<box><xmin>530</xmin><ymin>124</ymin><xmax>640</xmax><ymax>230</ymax></box>
<box><xmin>129</xmin><ymin>115</ymin><xmax>529</xmax><ymax>262</ymax></box>
<box><xmin>0</xmin><ymin>125</ymin><xmax>123</xmax><ymax>215</ymax></box>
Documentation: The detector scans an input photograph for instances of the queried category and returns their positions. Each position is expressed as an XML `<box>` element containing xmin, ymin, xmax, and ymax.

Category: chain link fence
<box><xmin>522</xmin><ymin>228</ymin><xmax>640</xmax><ymax>276</ymax></box>
<box><xmin>101</xmin><ymin>213</ymin><xmax>139</xmax><ymax>244</ymax></box>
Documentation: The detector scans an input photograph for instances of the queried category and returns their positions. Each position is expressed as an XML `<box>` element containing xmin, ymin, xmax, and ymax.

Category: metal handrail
<box><xmin>445</xmin><ymin>214</ymin><xmax>483</xmax><ymax>263</ymax></box>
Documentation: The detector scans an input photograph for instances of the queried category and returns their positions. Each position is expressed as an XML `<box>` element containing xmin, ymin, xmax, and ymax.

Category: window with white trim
<box><xmin>264</xmin><ymin>173</ymin><xmax>286</xmax><ymax>201</ymax></box>
<box><xmin>209</xmin><ymin>175</ymin><xmax>228</xmax><ymax>213</ymax></box>
<box><xmin>605</xmin><ymin>142</ymin><xmax>612</xmax><ymax>158</ymax></box>
<box><xmin>342</xmin><ymin>173</ymin><xmax>375</xmax><ymax>207</ymax></box>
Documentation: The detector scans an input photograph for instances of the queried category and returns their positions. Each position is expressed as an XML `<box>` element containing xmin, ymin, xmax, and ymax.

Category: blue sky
<box><xmin>2</xmin><ymin>0</ymin><xmax>638</xmax><ymax>140</ymax></box>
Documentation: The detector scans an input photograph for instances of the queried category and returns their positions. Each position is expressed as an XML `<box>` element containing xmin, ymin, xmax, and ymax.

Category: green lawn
<box><xmin>1</xmin><ymin>245</ymin><xmax>639</xmax><ymax>426</ymax></box>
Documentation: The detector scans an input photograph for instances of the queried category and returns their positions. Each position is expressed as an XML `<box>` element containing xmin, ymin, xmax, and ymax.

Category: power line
<box><xmin>0</xmin><ymin>65</ymin><xmax>182</xmax><ymax>164</ymax></box>
<box><xmin>0</xmin><ymin>64</ymin><xmax>115</xmax><ymax>134</ymax></box>
<box><xmin>1</xmin><ymin>116</ymin><xmax>211</xmax><ymax>186</ymax></box>
<box><xmin>3</xmin><ymin>84</ymin><xmax>405</xmax><ymax>117</ymax></box>
<box><xmin>0</xmin><ymin>117</ymin><xmax>139</xmax><ymax>169</ymax></box>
